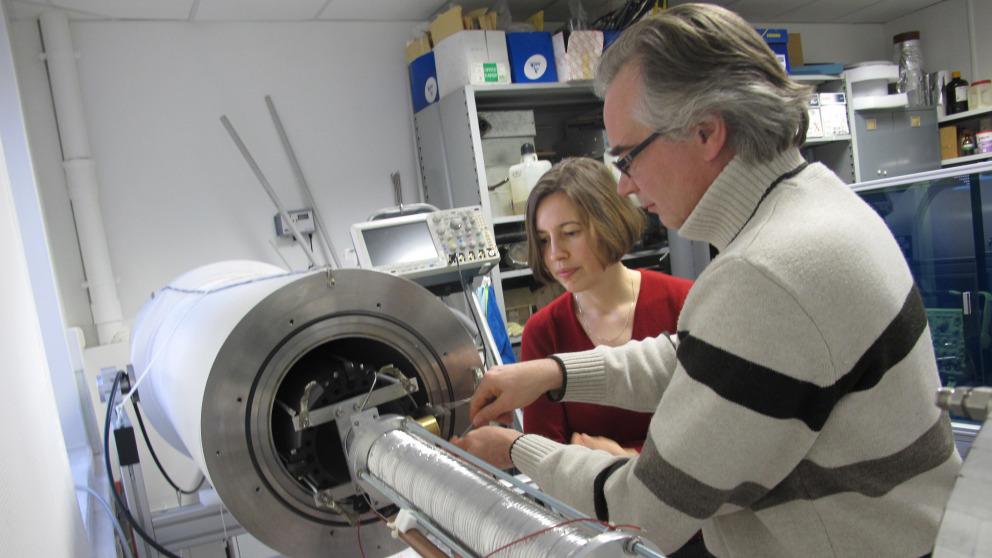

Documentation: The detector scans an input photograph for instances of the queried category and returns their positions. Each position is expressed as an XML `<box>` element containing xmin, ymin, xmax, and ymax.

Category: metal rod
<box><xmin>219</xmin><ymin>114</ymin><xmax>319</xmax><ymax>269</ymax></box>
<box><xmin>264</xmin><ymin>95</ymin><xmax>342</xmax><ymax>268</ymax></box>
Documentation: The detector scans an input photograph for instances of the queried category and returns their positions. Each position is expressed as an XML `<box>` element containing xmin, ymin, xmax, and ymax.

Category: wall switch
<box><xmin>274</xmin><ymin>209</ymin><xmax>316</xmax><ymax>237</ymax></box>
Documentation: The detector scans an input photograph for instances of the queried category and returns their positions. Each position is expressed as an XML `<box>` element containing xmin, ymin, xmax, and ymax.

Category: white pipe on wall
<box><xmin>40</xmin><ymin>10</ymin><xmax>126</xmax><ymax>345</ymax></box>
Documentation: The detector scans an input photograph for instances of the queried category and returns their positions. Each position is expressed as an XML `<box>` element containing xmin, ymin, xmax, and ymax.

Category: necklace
<box><xmin>574</xmin><ymin>269</ymin><xmax>635</xmax><ymax>344</ymax></box>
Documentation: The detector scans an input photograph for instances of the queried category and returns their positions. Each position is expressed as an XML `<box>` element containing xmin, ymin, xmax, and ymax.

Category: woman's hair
<box><xmin>594</xmin><ymin>2</ymin><xmax>812</xmax><ymax>164</ymax></box>
<box><xmin>524</xmin><ymin>157</ymin><xmax>646</xmax><ymax>285</ymax></box>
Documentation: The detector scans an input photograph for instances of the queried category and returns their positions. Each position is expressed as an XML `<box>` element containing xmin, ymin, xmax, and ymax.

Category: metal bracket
<box><xmin>294</xmin><ymin>371</ymin><xmax>419</xmax><ymax>432</ymax></box>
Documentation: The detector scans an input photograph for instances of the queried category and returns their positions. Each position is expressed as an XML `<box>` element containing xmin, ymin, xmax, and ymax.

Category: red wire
<box><xmin>356</xmin><ymin>500</ymin><xmax>392</xmax><ymax>558</ymax></box>
<box><xmin>357</xmin><ymin>512</ymin><xmax>367</xmax><ymax>558</ymax></box>
<box><xmin>481</xmin><ymin>518</ymin><xmax>641</xmax><ymax>557</ymax></box>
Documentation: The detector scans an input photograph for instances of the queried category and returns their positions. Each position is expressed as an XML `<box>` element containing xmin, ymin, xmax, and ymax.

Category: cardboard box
<box><xmin>788</xmin><ymin>33</ymin><xmax>804</xmax><ymax>69</ymax></box>
<box><xmin>505</xmin><ymin>32</ymin><xmax>557</xmax><ymax>84</ymax></box>
<box><xmin>552</xmin><ymin>30</ymin><xmax>603</xmax><ymax>82</ymax></box>
<box><xmin>434</xmin><ymin>30</ymin><xmax>510</xmax><ymax>99</ymax></box>
<box><xmin>940</xmin><ymin>126</ymin><xmax>959</xmax><ymax>160</ymax></box>
<box><xmin>430</xmin><ymin>5</ymin><xmax>463</xmax><ymax>46</ymax></box>
<box><xmin>818</xmin><ymin>92</ymin><xmax>849</xmax><ymax>135</ymax></box>
<box><xmin>756</xmin><ymin>28</ymin><xmax>790</xmax><ymax>73</ymax></box>
<box><xmin>409</xmin><ymin>52</ymin><xmax>439</xmax><ymax>113</ymax></box>
<box><xmin>404</xmin><ymin>35</ymin><xmax>431</xmax><ymax>64</ymax></box>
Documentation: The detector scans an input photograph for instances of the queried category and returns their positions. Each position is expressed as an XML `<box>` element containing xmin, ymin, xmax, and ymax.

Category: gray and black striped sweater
<box><xmin>511</xmin><ymin>149</ymin><xmax>961</xmax><ymax>557</ymax></box>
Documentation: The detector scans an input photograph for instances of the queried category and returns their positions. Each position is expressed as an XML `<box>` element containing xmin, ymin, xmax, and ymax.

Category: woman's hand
<box><xmin>451</xmin><ymin>426</ymin><xmax>524</xmax><ymax>470</ymax></box>
<box><xmin>571</xmin><ymin>432</ymin><xmax>639</xmax><ymax>457</ymax></box>
<box><xmin>469</xmin><ymin>359</ymin><xmax>563</xmax><ymax>427</ymax></box>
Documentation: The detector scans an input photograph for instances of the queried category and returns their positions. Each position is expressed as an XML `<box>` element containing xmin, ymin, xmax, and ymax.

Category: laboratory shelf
<box><xmin>471</xmin><ymin>82</ymin><xmax>601</xmax><ymax>110</ymax></box>
<box><xmin>791</xmin><ymin>74</ymin><xmax>843</xmax><ymax>85</ymax></box>
<box><xmin>942</xmin><ymin>151</ymin><xmax>992</xmax><ymax>167</ymax></box>
<box><xmin>805</xmin><ymin>134</ymin><xmax>852</xmax><ymax>145</ymax></box>
<box><xmin>938</xmin><ymin>106</ymin><xmax>992</xmax><ymax>125</ymax></box>
<box><xmin>493</xmin><ymin>214</ymin><xmax>525</xmax><ymax>226</ymax></box>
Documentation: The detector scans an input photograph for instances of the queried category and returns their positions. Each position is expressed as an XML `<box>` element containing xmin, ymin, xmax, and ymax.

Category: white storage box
<box><xmin>434</xmin><ymin>30</ymin><xmax>510</xmax><ymax>99</ymax></box>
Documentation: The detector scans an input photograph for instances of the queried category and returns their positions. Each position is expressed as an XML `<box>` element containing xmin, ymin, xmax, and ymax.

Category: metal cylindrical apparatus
<box><xmin>130</xmin><ymin>261</ymin><xmax>480</xmax><ymax>556</ymax></box>
<box><xmin>349</xmin><ymin>417</ymin><xmax>662</xmax><ymax>558</ymax></box>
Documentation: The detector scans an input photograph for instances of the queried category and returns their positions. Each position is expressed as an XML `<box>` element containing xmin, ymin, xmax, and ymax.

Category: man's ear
<box><xmin>696</xmin><ymin>115</ymin><xmax>728</xmax><ymax>162</ymax></box>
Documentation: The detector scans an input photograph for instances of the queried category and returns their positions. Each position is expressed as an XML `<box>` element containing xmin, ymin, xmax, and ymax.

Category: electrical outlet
<box><xmin>274</xmin><ymin>209</ymin><xmax>316</xmax><ymax>238</ymax></box>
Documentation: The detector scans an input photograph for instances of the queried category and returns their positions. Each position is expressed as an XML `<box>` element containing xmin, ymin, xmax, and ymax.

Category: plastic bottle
<box><xmin>509</xmin><ymin>143</ymin><xmax>552</xmax><ymax>215</ymax></box>
<box><xmin>945</xmin><ymin>71</ymin><xmax>970</xmax><ymax>115</ymax></box>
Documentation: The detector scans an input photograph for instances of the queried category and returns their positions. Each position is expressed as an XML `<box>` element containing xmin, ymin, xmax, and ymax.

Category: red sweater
<box><xmin>521</xmin><ymin>269</ymin><xmax>693</xmax><ymax>450</ymax></box>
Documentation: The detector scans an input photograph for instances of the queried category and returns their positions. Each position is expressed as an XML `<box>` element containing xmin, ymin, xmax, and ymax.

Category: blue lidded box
<box><xmin>756</xmin><ymin>28</ymin><xmax>790</xmax><ymax>73</ymax></box>
<box><xmin>409</xmin><ymin>51</ymin><xmax>439</xmax><ymax>113</ymax></box>
<box><xmin>505</xmin><ymin>32</ymin><xmax>558</xmax><ymax>84</ymax></box>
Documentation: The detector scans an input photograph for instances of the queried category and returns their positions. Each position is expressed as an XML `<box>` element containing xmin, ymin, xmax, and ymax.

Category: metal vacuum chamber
<box><xmin>130</xmin><ymin>261</ymin><xmax>480</xmax><ymax>556</ymax></box>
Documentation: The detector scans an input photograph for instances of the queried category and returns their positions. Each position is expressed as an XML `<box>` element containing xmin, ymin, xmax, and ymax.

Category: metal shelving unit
<box><xmin>939</xmin><ymin>106</ymin><xmax>992</xmax><ymax>167</ymax></box>
<box><xmin>412</xmin><ymin>77</ymin><xmax>866</xmax><ymax>320</ymax></box>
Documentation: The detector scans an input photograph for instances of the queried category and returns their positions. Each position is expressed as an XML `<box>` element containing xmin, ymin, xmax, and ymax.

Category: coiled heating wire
<box><xmin>366</xmin><ymin>430</ymin><xmax>598</xmax><ymax>557</ymax></box>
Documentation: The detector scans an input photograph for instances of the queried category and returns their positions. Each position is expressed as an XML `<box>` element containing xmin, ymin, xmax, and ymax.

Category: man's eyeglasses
<box><xmin>612</xmin><ymin>131</ymin><xmax>662</xmax><ymax>177</ymax></box>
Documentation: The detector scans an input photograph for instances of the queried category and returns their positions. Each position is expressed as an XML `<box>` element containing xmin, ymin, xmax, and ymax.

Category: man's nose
<box><xmin>617</xmin><ymin>173</ymin><xmax>636</xmax><ymax>197</ymax></box>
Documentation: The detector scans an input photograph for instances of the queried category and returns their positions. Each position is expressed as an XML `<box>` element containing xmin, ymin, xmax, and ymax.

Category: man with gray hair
<box><xmin>455</xmin><ymin>4</ymin><xmax>960</xmax><ymax>557</ymax></box>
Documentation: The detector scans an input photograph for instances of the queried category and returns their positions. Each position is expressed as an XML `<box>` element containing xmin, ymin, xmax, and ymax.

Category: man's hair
<box><xmin>594</xmin><ymin>3</ymin><xmax>812</xmax><ymax>164</ymax></box>
<box><xmin>524</xmin><ymin>157</ymin><xmax>646</xmax><ymax>285</ymax></box>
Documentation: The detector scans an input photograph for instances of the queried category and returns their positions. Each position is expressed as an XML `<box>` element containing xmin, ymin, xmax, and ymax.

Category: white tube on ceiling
<box><xmin>39</xmin><ymin>10</ymin><xmax>126</xmax><ymax>345</ymax></box>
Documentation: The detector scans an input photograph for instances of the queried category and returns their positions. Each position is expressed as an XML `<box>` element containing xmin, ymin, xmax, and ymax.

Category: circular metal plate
<box><xmin>200</xmin><ymin>269</ymin><xmax>481</xmax><ymax>557</ymax></box>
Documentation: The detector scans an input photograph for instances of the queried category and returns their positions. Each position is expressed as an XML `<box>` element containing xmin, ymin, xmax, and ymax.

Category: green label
<box><xmin>483</xmin><ymin>63</ymin><xmax>498</xmax><ymax>82</ymax></box>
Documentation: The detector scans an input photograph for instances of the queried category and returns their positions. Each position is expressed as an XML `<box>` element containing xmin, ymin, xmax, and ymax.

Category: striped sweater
<box><xmin>510</xmin><ymin>149</ymin><xmax>961</xmax><ymax>557</ymax></box>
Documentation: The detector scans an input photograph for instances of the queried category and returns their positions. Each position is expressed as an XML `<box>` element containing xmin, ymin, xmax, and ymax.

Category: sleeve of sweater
<box><xmin>510</xmin><ymin>256</ymin><xmax>830</xmax><ymax>553</ymax></box>
<box><xmin>549</xmin><ymin>333</ymin><xmax>680</xmax><ymax>412</ymax></box>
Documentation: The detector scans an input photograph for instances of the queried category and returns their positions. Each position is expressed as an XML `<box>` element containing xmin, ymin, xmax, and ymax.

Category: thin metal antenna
<box><xmin>220</xmin><ymin>114</ymin><xmax>319</xmax><ymax>269</ymax></box>
<box><xmin>265</xmin><ymin>95</ymin><xmax>342</xmax><ymax>269</ymax></box>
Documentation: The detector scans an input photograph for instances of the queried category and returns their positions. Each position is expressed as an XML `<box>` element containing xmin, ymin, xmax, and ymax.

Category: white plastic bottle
<box><xmin>509</xmin><ymin>143</ymin><xmax>552</xmax><ymax>215</ymax></box>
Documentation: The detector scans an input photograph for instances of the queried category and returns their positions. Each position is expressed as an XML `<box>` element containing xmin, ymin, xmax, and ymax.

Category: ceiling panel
<box><xmin>194</xmin><ymin>0</ymin><xmax>328</xmax><ymax>21</ymax></box>
<box><xmin>1</xmin><ymin>0</ymin><xmax>948</xmax><ymax>24</ymax></box>
<box><xmin>762</xmin><ymin>0</ymin><xmax>880</xmax><ymax>23</ymax></box>
<box><xmin>318</xmin><ymin>0</ymin><xmax>442</xmax><ymax>21</ymax></box>
<box><xmin>830</xmin><ymin>0</ymin><xmax>942</xmax><ymax>24</ymax></box>
<box><xmin>6</xmin><ymin>0</ymin><xmax>196</xmax><ymax>21</ymax></box>
<box><xmin>719</xmin><ymin>0</ymin><xmax>816</xmax><ymax>22</ymax></box>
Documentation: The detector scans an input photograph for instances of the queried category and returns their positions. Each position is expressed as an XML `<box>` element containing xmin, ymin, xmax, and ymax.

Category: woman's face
<box><xmin>535</xmin><ymin>192</ymin><xmax>605</xmax><ymax>293</ymax></box>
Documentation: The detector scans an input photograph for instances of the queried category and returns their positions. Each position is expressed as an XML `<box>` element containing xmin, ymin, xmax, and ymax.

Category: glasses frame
<box><xmin>612</xmin><ymin>131</ymin><xmax>662</xmax><ymax>177</ymax></box>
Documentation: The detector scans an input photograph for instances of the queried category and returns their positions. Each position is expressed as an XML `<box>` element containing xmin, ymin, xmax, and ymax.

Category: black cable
<box><xmin>131</xmin><ymin>398</ymin><xmax>206</xmax><ymax>495</ymax></box>
<box><xmin>104</xmin><ymin>371</ymin><xmax>184</xmax><ymax>558</ymax></box>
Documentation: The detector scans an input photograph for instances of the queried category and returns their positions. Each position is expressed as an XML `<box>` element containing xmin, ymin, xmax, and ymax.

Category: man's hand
<box><xmin>469</xmin><ymin>359</ymin><xmax>563</xmax><ymax>427</ymax></box>
<box><xmin>451</xmin><ymin>426</ymin><xmax>524</xmax><ymax>470</ymax></box>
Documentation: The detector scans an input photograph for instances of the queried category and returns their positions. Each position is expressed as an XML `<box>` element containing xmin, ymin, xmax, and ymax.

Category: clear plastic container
<box><xmin>893</xmin><ymin>31</ymin><xmax>926</xmax><ymax>106</ymax></box>
<box><xmin>968</xmin><ymin>80</ymin><xmax>992</xmax><ymax>110</ymax></box>
<box><xmin>509</xmin><ymin>143</ymin><xmax>552</xmax><ymax>215</ymax></box>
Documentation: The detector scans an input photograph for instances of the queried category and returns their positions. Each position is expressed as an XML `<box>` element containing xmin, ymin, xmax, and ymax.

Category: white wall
<box><xmin>0</xmin><ymin>5</ymin><xmax>89</xmax><ymax>554</ymax></box>
<box><xmin>11</xmin><ymin>18</ymin><xmax>424</xmax><ymax>349</ymax></box>
<box><xmin>752</xmin><ymin>22</ymin><xmax>889</xmax><ymax>65</ymax></box>
<box><xmin>884</xmin><ymin>0</ymin><xmax>979</xmax><ymax>81</ymax></box>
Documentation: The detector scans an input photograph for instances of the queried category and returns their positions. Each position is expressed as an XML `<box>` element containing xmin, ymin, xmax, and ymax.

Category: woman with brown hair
<box><xmin>520</xmin><ymin>156</ymin><xmax>692</xmax><ymax>456</ymax></box>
